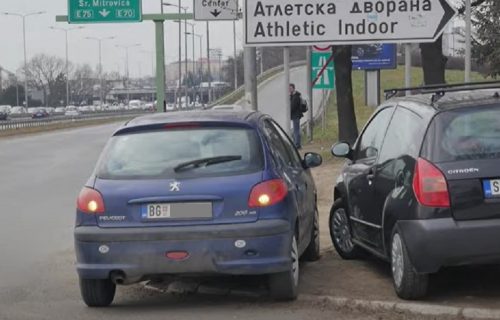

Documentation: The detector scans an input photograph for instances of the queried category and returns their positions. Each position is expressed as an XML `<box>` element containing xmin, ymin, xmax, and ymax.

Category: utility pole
<box><xmin>306</xmin><ymin>46</ymin><xmax>314</xmax><ymax>142</ymax></box>
<box><xmin>465</xmin><ymin>0</ymin><xmax>472</xmax><ymax>82</ymax></box>
<box><xmin>244</xmin><ymin>47</ymin><xmax>257</xmax><ymax>111</ymax></box>
<box><xmin>283</xmin><ymin>47</ymin><xmax>291</xmax><ymax>136</ymax></box>
<box><xmin>405</xmin><ymin>44</ymin><xmax>412</xmax><ymax>94</ymax></box>
<box><xmin>233</xmin><ymin>20</ymin><xmax>238</xmax><ymax>90</ymax></box>
<box><xmin>87</xmin><ymin>36</ymin><xmax>115</xmax><ymax>105</ymax></box>
<box><xmin>206</xmin><ymin>21</ymin><xmax>212</xmax><ymax>103</ymax></box>
<box><xmin>2</xmin><ymin>11</ymin><xmax>45</xmax><ymax>109</ymax></box>
<box><xmin>51</xmin><ymin>26</ymin><xmax>83</xmax><ymax>107</ymax></box>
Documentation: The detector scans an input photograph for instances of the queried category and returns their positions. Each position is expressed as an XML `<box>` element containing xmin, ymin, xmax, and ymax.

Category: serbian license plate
<box><xmin>483</xmin><ymin>179</ymin><xmax>500</xmax><ymax>198</ymax></box>
<box><xmin>142</xmin><ymin>204</ymin><xmax>171</xmax><ymax>219</ymax></box>
<box><xmin>141</xmin><ymin>202</ymin><xmax>213</xmax><ymax>220</ymax></box>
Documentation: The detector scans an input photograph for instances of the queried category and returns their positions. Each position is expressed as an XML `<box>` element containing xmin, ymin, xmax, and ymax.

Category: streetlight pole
<box><xmin>465</xmin><ymin>0</ymin><xmax>472</xmax><ymax>82</ymax></box>
<box><xmin>233</xmin><ymin>20</ymin><xmax>238</xmax><ymax>90</ymax></box>
<box><xmin>87</xmin><ymin>36</ymin><xmax>115</xmax><ymax>105</ymax></box>
<box><xmin>206</xmin><ymin>21</ymin><xmax>212</xmax><ymax>103</ymax></box>
<box><xmin>50</xmin><ymin>26</ymin><xmax>83</xmax><ymax>107</ymax></box>
<box><xmin>2</xmin><ymin>11</ymin><xmax>45</xmax><ymax>109</ymax></box>
<box><xmin>116</xmin><ymin>44</ymin><xmax>141</xmax><ymax>103</ymax></box>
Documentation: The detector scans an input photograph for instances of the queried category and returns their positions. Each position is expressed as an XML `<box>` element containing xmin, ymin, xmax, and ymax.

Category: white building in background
<box><xmin>443</xmin><ymin>18</ymin><xmax>466</xmax><ymax>57</ymax></box>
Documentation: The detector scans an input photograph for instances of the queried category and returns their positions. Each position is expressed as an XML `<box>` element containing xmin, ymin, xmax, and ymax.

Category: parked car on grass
<box><xmin>330</xmin><ymin>83</ymin><xmax>500</xmax><ymax>300</ymax></box>
<box><xmin>74</xmin><ymin>110</ymin><xmax>322</xmax><ymax>307</ymax></box>
<box><xmin>31</xmin><ymin>108</ymin><xmax>49</xmax><ymax>119</ymax></box>
<box><xmin>0</xmin><ymin>111</ymin><xmax>8</xmax><ymax>121</ymax></box>
<box><xmin>65</xmin><ymin>109</ymin><xmax>81</xmax><ymax>117</ymax></box>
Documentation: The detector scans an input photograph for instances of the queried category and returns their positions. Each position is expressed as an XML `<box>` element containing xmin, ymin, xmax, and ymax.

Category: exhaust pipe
<box><xmin>110</xmin><ymin>271</ymin><xmax>125</xmax><ymax>285</ymax></box>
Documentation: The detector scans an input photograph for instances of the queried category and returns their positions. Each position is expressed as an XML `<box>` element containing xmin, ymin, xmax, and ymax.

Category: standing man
<box><xmin>290</xmin><ymin>83</ymin><xmax>304</xmax><ymax>149</ymax></box>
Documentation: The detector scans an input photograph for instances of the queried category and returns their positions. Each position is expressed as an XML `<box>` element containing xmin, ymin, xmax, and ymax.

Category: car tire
<box><xmin>79</xmin><ymin>278</ymin><xmax>116</xmax><ymax>307</ymax></box>
<box><xmin>329</xmin><ymin>199</ymin><xmax>364</xmax><ymax>260</ymax></box>
<box><xmin>269</xmin><ymin>235</ymin><xmax>299</xmax><ymax>301</ymax></box>
<box><xmin>302</xmin><ymin>208</ymin><xmax>321</xmax><ymax>261</ymax></box>
<box><xmin>391</xmin><ymin>230</ymin><xmax>429</xmax><ymax>300</ymax></box>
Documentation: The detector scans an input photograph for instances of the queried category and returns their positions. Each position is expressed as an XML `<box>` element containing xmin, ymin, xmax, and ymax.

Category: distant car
<box><xmin>31</xmin><ymin>109</ymin><xmax>49</xmax><ymax>119</ymax></box>
<box><xmin>0</xmin><ymin>105</ymin><xmax>12</xmax><ymax>114</ymax></box>
<box><xmin>212</xmin><ymin>104</ymin><xmax>245</xmax><ymax>111</ymax></box>
<box><xmin>74</xmin><ymin>111</ymin><xmax>323</xmax><ymax>307</ymax></box>
<box><xmin>0</xmin><ymin>111</ymin><xmax>8</xmax><ymax>121</ymax></box>
<box><xmin>55</xmin><ymin>107</ymin><xmax>66</xmax><ymax>113</ymax></box>
<box><xmin>65</xmin><ymin>110</ymin><xmax>80</xmax><ymax>117</ymax></box>
<box><xmin>10</xmin><ymin>106</ymin><xmax>27</xmax><ymax>114</ymax></box>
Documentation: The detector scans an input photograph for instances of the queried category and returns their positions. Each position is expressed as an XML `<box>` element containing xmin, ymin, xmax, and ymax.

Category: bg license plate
<box><xmin>483</xmin><ymin>179</ymin><xmax>500</xmax><ymax>198</ymax></box>
<box><xmin>142</xmin><ymin>203</ymin><xmax>171</xmax><ymax>219</ymax></box>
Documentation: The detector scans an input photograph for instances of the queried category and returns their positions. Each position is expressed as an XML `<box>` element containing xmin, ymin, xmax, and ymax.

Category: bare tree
<box><xmin>24</xmin><ymin>54</ymin><xmax>66</xmax><ymax>107</ymax></box>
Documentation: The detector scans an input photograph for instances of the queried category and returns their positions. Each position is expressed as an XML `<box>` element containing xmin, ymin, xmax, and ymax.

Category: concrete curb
<box><xmin>299</xmin><ymin>294</ymin><xmax>500</xmax><ymax>319</ymax></box>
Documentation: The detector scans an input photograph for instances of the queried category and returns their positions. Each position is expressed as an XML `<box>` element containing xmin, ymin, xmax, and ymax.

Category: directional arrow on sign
<box><xmin>99</xmin><ymin>9</ymin><xmax>110</xmax><ymax>18</ymax></box>
<box><xmin>245</xmin><ymin>0</ymin><xmax>458</xmax><ymax>46</ymax></box>
<box><xmin>210</xmin><ymin>9</ymin><xmax>221</xmax><ymax>17</ymax></box>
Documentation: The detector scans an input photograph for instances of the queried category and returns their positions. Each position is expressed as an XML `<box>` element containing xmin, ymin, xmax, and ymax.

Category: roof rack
<box><xmin>384</xmin><ymin>80</ymin><xmax>500</xmax><ymax>100</ymax></box>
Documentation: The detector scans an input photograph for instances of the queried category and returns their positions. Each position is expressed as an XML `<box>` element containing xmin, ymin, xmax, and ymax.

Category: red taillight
<box><xmin>77</xmin><ymin>187</ymin><xmax>105</xmax><ymax>214</ymax></box>
<box><xmin>248</xmin><ymin>179</ymin><xmax>288</xmax><ymax>208</ymax></box>
<box><xmin>412</xmin><ymin>158</ymin><xmax>450</xmax><ymax>208</ymax></box>
<box><xmin>165</xmin><ymin>251</ymin><xmax>190</xmax><ymax>261</ymax></box>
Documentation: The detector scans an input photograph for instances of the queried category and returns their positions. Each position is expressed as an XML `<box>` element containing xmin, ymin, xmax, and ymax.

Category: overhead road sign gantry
<box><xmin>68</xmin><ymin>0</ymin><xmax>142</xmax><ymax>23</ymax></box>
<box><xmin>244</xmin><ymin>0</ymin><xmax>457</xmax><ymax>46</ymax></box>
<box><xmin>194</xmin><ymin>0</ymin><xmax>239</xmax><ymax>21</ymax></box>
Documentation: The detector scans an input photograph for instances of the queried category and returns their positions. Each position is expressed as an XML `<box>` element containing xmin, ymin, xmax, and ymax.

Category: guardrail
<box><xmin>0</xmin><ymin>110</ymin><xmax>150</xmax><ymax>132</ymax></box>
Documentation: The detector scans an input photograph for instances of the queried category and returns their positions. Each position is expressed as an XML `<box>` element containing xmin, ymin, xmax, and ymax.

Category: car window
<box><xmin>355</xmin><ymin>107</ymin><xmax>394</xmax><ymax>160</ymax></box>
<box><xmin>378</xmin><ymin>107</ymin><xmax>425</xmax><ymax>163</ymax></box>
<box><xmin>269</xmin><ymin>120</ymin><xmax>303</xmax><ymax>168</ymax></box>
<box><xmin>263</xmin><ymin>120</ymin><xmax>294</xmax><ymax>167</ymax></box>
<box><xmin>422</xmin><ymin>105</ymin><xmax>500</xmax><ymax>162</ymax></box>
<box><xmin>96</xmin><ymin>127</ymin><xmax>264</xmax><ymax>179</ymax></box>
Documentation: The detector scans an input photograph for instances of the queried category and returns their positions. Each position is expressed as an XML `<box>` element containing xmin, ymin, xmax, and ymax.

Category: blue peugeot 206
<box><xmin>74</xmin><ymin>110</ymin><xmax>322</xmax><ymax>307</ymax></box>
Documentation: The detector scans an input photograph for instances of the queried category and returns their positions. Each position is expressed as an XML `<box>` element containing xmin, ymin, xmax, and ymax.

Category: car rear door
<box><xmin>422</xmin><ymin>104</ymin><xmax>500</xmax><ymax>221</ymax></box>
<box><xmin>345</xmin><ymin>106</ymin><xmax>394</xmax><ymax>248</ymax></box>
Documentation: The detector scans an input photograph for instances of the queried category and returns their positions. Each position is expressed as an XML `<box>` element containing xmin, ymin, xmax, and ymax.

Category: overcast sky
<box><xmin>0</xmin><ymin>0</ymin><xmax>244</xmax><ymax>77</ymax></box>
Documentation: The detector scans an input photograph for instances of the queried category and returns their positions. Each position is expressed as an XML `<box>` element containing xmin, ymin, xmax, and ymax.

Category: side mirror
<box><xmin>331</xmin><ymin>142</ymin><xmax>352</xmax><ymax>159</ymax></box>
<box><xmin>304</xmin><ymin>152</ymin><xmax>323</xmax><ymax>168</ymax></box>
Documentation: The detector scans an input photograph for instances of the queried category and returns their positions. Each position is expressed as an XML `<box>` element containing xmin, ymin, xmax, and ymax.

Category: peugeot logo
<box><xmin>170</xmin><ymin>181</ymin><xmax>181</xmax><ymax>192</ymax></box>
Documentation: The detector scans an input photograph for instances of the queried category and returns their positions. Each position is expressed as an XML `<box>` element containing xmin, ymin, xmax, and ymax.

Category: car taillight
<box><xmin>77</xmin><ymin>187</ymin><xmax>105</xmax><ymax>214</ymax></box>
<box><xmin>248</xmin><ymin>179</ymin><xmax>288</xmax><ymax>208</ymax></box>
<box><xmin>412</xmin><ymin>158</ymin><xmax>450</xmax><ymax>208</ymax></box>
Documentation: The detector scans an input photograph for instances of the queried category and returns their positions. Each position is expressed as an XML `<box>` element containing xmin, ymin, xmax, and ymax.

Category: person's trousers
<box><xmin>292</xmin><ymin>118</ymin><xmax>301</xmax><ymax>148</ymax></box>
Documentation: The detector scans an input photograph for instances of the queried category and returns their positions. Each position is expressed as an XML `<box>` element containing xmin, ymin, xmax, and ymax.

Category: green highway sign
<box><xmin>68</xmin><ymin>0</ymin><xmax>142</xmax><ymax>24</ymax></box>
<box><xmin>312</xmin><ymin>52</ymin><xmax>335</xmax><ymax>90</ymax></box>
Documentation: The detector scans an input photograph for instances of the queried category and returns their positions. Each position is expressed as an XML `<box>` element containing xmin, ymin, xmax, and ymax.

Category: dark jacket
<box><xmin>290</xmin><ymin>91</ymin><xmax>303</xmax><ymax>119</ymax></box>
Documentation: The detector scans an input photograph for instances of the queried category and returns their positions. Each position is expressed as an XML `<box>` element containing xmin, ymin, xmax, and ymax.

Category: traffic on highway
<box><xmin>3</xmin><ymin>0</ymin><xmax>500</xmax><ymax>319</ymax></box>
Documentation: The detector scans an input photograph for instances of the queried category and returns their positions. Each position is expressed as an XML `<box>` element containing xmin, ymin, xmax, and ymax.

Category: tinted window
<box><xmin>356</xmin><ymin>107</ymin><xmax>394</xmax><ymax>160</ymax></box>
<box><xmin>263</xmin><ymin>121</ymin><xmax>293</xmax><ymax>167</ymax></box>
<box><xmin>422</xmin><ymin>105</ymin><xmax>500</xmax><ymax>162</ymax></box>
<box><xmin>378</xmin><ymin>107</ymin><xmax>425</xmax><ymax>163</ymax></box>
<box><xmin>97</xmin><ymin>127</ymin><xmax>263</xmax><ymax>179</ymax></box>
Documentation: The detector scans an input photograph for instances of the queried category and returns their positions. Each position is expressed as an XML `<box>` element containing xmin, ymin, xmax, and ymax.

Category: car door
<box><xmin>346</xmin><ymin>106</ymin><xmax>394</xmax><ymax>248</ymax></box>
<box><xmin>262</xmin><ymin>120</ymin><xmax>309</xmax><ymax>251</ymax></box>
<box><xmin>371</xmin><ymin>107</ymin><xmax>426</xmax><ymax>251</ymax></box>
<box><xmin>268</xmin><ymin>120</ymin><xmax>316</xmax><ymax>250</ymax></box>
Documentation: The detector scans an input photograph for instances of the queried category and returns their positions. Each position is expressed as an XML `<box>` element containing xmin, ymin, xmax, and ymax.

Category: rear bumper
<box><xmin>74</xmin><ymin>220</ymin><xmax>291</xmax><ymax>280</ymax></box>
<box><xmin>398</xmin><ymin>218</ymin><xmax>500</xmax><ymax>273</ymax></box>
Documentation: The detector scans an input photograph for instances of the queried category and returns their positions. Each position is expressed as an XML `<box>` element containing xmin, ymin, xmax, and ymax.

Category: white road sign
<box><xmin>244</xmin><ymin>0</ymin><xmax>457</xmax><ymax>46</ymax></box>
<box><xmin>194</xmin><ymin>0</ymin><xmax>239</xmax><ymax>21</ymax></box>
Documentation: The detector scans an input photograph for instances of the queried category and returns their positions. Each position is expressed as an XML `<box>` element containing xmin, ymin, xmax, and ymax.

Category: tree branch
<box><xmin>458</xmin><ymin>0</ymin><xmax>487</xmax><ymax>14</ymax></box>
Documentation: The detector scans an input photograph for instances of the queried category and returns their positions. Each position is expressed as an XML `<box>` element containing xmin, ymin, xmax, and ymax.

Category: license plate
<box><xmin>142</xmin><ymin>204</ymin><xmax>171</xmax><ymax>219</ymax></box>
<box><xmin>141</xmin><ymin>202</ymin><xmax>213</xmax><ymax>220</ymax></box>
<box><xmin>483</xmin><ymin>179</ymin><xmax>500</xmax><ymax>198</ymax></box>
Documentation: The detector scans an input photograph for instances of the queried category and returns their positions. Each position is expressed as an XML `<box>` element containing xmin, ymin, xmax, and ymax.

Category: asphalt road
<box><xmin>0</xmin><ymin>124</ymin><xmax>430</xmax><ymax>320</ymax></box>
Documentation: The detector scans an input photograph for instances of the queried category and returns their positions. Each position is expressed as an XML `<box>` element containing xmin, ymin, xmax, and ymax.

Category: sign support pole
<box><xmin>306</xmin><ymin>47</ymin><xmax>314</xmax><ymax>142</ymax></box>
<box><xmin>244</xmin><ymin>47</ymin><xmax>258</xmax><ymax>110</ymax></box>
<box><xmin>365</xmin><ymin>70</ymin><xmax>380</xmax><ymax>108</ymax></box>
<box><xmin>465</xmin><ymin>0</ymin><xmax>472</xmax><ymax>83</ymax></box>
<box><xmin>154</xmin><ymin>19</ymin><xmax>166</xmax><ymax>113</ymax></box>
<box><xmin>284</xmin><ymin>47</ymin><xmax>291</xmax><ymax>136</ymax></box>
<box><xmin>405</xmin><ymin>44</ymin><xmax>412</xmax><ymax>95</ymax></box>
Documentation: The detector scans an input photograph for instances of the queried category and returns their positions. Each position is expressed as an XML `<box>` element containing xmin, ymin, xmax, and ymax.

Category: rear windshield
<box><xmin>422</xmin><ymin>105</ymin><xmax>500</xmax><ymax>162</ymax></box>
<box><xmin>96</xmin><ymin>127</ymin><xmax>264</xmax><ymax>179</ymax></box>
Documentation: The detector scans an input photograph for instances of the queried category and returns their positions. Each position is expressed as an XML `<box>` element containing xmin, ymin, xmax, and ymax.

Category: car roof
<box><xmin>121</xmin><ymin>110</ymin><xmax>263</xmax><ymax>131</ymax></box>
<box><xmin>388</xmin><ymin>89</ymin><xmax>500</xmax><ymax>113</ymax></box>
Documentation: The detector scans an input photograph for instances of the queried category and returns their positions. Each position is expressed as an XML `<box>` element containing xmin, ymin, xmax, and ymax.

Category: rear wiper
<box><xmin>174</xmin><ymin>155</ymin><xmax>242</xmax><ymax>172</ymax></box>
